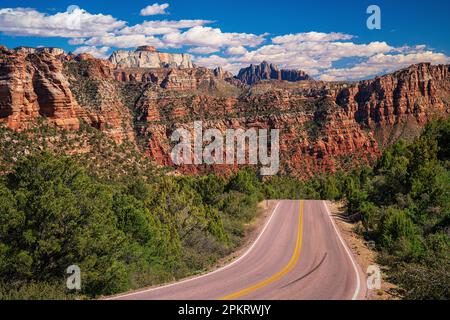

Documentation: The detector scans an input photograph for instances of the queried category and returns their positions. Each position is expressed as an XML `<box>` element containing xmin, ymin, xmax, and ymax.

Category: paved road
<box><xmin>107</xmin><ymin>200</ymin><xmax>367</xmax><ymax>300</ymax></box>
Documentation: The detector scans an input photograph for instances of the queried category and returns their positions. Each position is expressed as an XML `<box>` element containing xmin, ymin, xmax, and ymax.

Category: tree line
<box><xmin>0</xmin><ymin>118</ymin><xmax>448</xmax><ymax>299</ymax></box>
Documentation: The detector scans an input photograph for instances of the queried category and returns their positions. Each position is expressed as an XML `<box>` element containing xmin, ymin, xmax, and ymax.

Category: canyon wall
<box><xmin>109</xmin><ymin>46</ymin><xmax>194</xmax><ymax>69</ymax></box>
<box><xmin>0</xmin><ymin>46</ymin><xmax>448</xmax><ymax>177</ymax></box>
<box><xmin>236</xmin><ymin>61</ymin><xmax>311</xmax><ymax>85</ymax></box>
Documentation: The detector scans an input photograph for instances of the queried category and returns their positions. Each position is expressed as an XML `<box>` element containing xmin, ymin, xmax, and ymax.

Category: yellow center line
<box><xmin>220</xmin><ymin>200</ymin><xmax>305</xmax><ymax>300</ymax></box>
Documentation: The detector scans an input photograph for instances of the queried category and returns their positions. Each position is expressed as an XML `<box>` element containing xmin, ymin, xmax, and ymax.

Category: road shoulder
<box><xmin>103</xmin><ymin>200</ymin><xmax>279</xmax><ymax>299</ymax></box>
<box><xmin>327</xmin><ymin>201</ymin><xmax>398</xmax><ymax>300</ymax></box>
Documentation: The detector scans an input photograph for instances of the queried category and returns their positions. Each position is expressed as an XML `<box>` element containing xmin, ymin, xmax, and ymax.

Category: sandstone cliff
<box><xmin>0</xmin><ymin>46</ymin><xmax>448</xmax><ymax>178</ymax></box>
<box><xmin>132</xmin><ymin>63</ymin><xmax>449</xmax><ymax>177</ymax></box>
<box><xmin>109</xmin><ymin>46</ymin><xmax>193</xmax><ymax>69</ymax></box>
<box><xmin>236</xmin><ymin>61</ymin><xmax>311</xmax><ymax>85</ymax></box>
<box><xmin>0</xmin><ymin>46</ymin><xmax>83</xmax><ymax>131</ymax></box>
<box><xmin>0</xmin><ymin>47</ymin><xmax>136</xmax><ymax>144</ymax></box>
<box><xmin>332</xmin><ymin>63</ymin><xmax>450</xmax><ymax>146</ymax></box>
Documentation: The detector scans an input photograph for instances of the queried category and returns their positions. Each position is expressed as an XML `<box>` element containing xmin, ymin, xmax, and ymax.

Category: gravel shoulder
<box><xmin>327</xmin><ymin>201</ymin><xmax>399</xmax><ymax>300</ymax></box>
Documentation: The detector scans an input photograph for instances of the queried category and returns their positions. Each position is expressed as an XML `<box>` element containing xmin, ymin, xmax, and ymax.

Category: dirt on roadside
<box><xmin>328</xmin><ymin>201</ymin><xmax>399</xmax><ymax>300</ymax></box>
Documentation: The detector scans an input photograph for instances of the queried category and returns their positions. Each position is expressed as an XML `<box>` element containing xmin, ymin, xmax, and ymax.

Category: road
<box><xmin>107</xmin><ymin>200</ymin><xmax>367</xmax><ymax>300</ymax></box>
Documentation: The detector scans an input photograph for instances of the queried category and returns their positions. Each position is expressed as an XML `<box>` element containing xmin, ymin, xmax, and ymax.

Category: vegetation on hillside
<box><xmin>0</xmin><ymin>118</ymin><xmax>448</xmax><ymax>300</ymax></box>
<box><xmin>322</xmin><ymin>119</ymin><xmax>449</xmax><ymax>299</ymax></box>
<box><xmin>0</xmin><ymin>152</ymin><xmax>265</xmax><ymax>299</ymax></box>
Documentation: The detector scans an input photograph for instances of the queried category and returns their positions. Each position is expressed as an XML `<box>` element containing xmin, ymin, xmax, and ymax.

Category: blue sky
<box><xmin>0</xmin><ymin>0</ymin><xmax>449</xmax><ymax>80</ymax></box>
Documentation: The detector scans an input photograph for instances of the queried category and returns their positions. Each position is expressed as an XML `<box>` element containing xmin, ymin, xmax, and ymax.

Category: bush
<box><xmin>0</xmin><ymin>154</ymin><xmax>263</xmax><ymax>299</ymax></box>
<box><xmin>338</xmin><ymin>119</ymin><xmax>450</xmax><ymax>299</ymax></box>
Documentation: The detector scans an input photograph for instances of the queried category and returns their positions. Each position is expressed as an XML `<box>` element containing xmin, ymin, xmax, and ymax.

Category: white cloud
<box><xmin>194</xmin><ymin>30</ymin><xmax>449</xmax><ymax>80</ymax></box>
<box><xmin>73</xmin><ymin>46</ymin><xmax>110</xmax><ymax>59</ymax></box>
<box><xmin>188</xmin><ymin>46</ymin><xmax>220</xmax><ymax>54</ymax></box>
<box><xmin>0</xmin><ymin>7</ymin><xmax>125</xmax><ymax>38</ymax></box>
<box><xmin>272</xmin><ymin>31</ymin><xmax>354</xmax><ymax>44</ymax></box>
<box><xmin>162</xmin><ymin>26</ymin><xmax>266</xmax><ymax>49</ymax></box>
<box><xmin>118</xmin><ymin>20</ymin><xmax>212</xmax><ymax>36</ymax></box>
<box><xmin>225</xmin><ymin>46</ymin><xmax>247</xmax><ymax>55</ymax></box>
<box><xmin>140</xmin><ymin>3</ymin><xmax>169</xmax><ymax>16</ymax></box>
<box><xmin>202</xmin><ymin>40</ymin><xmax>392</xmax><ymax>73</ymax></box>
<box><xmin>193</xmin><ymin>55</ymin><xmax>245</xmax><ymax>74</ymax></box>
<box><xmin>85</xmin><ymin>34</ymin><xmax>164</xmax><ymax>48</ymax></box>
<box><xmin>319</xmin><ymin>51</ymin><xmax>450</xmax><ymax>81</ymax></box>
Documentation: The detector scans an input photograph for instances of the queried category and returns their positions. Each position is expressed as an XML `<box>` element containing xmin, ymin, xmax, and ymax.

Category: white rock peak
<box><xmin>108</xmin><ymin>46</ymin><xmax>193</xmax><ymax>69</ymax></box>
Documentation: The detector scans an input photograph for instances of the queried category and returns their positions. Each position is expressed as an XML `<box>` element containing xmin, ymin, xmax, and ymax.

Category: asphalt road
<box><xmin>107</xmin><ymin>200</ymin><xmax>367</xmax><ymax>300</ymax></box>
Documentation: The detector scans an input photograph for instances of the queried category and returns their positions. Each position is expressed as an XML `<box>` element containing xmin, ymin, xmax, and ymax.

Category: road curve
<box><xmin>107</xmin><ymin>200</ymin><xmax>367</xmax><ymax>300</ymax></box>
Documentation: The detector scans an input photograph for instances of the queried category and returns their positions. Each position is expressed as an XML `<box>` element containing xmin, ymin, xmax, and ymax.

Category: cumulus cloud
<box><xmin>235</xmin><ymin>41</ymin><xmax>392</xmax><ymax>70</ymax></box>
<box><xmin>68</xmin><ymin>38</ymin><xmax>86</xmax><ymax>45</ymax></box>
<box><xmin>272</xmin><ymin>31</ymin><xmax>354</xmax><ymax>44</ymax></box>
<box><xmin>199</xmin><ymin>38</ymin><xmax>393</xmax><ymax>75</ymax></box>
<box><xmin>319</xmin><ymin>51</ymin><xmax>450</xmax><ymax>81</ymax></box>
<box><xmin>118</xmin><ymin>20</ymin><xmax>213</xmax><ymax>36</ymax></box>
<box><xmin>140</xmin><ymin>3</ymin><xmax>169</xmax><ymax>16</ymax></box>
<box><xmin>85</xmin><ymin>34</ymin><xmax>164</xmax><ymax>48</ymax></box>
<box><xmin>162</xmin><ymin>26</ymin><xmax>266</xmax><ymax>49</ymax></box>
<box><xmin>193</xmin><ymin>30</ymin><xmax>449</xmax><ymax>80</ymax></box>
<box><xmin>73</xmin><ymin>46</ymin><xmax>110</xmax><ymax>59</ymax></box>
<box><xmin>0</xmin><ymin>7</ymin><xmax>125</xmax><ymax>38</ymax></box>
<box><xmin>188</xmin><ymin>46</ymin><xmax>220</xmax><ymax>54</ymax></box>
<box><xmin>193</xmin><ymin>54</ymin><xmax>245</xmax><ymax>74</ymax></box>
<box><xmin>225</xmin><ymin>46</ymin><xmax>248</xmax><ymax>55</ymax></box>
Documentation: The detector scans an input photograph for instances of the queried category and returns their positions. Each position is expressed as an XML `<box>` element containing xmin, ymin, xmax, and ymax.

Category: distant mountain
<box><xmin>0</xmin><ymin>45</ymin><xmax>449</xmax><ymax>178</ymax></box>
<box><xmin>108</xmin><ymin>46</ymin><xmax>193</xmax><ymax>69</ymax></box>
<box><xmin>236</xmin><ymin>61</ymin><xmax>311</xmax><ymax>85</ymax></box>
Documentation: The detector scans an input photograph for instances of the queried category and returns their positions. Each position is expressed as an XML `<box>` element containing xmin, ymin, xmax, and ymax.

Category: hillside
<box><xmin>0</xmin><ymin>45</ymin><xmax>449</xmax><ymax>177</ymax></box>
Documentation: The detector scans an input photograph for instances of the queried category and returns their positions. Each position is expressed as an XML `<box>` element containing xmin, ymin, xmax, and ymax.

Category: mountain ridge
<box><xmin>0</xmin><ymin>45</ymin><xmax>448</xmax><ymax>177</ymax></box>
<box><xmin>236</xmin><ymin>61</ymin><xmax>311</xmax><ymax>85</ymax></box>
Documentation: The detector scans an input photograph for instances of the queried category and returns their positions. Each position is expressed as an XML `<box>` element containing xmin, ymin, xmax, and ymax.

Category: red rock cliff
<box><xmin>0</xmin><ymin>46</ymin><xmax>448</xmax><ymax>177</ymax></box>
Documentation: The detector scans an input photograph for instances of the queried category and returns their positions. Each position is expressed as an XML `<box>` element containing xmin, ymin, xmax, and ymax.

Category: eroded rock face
<box><xmin>0</xmin><ymin>47</ymin><xmax>135</xmax><ymax>144</ymax></box>
<box><xmin>15</xmin><ymin>46</ymin><xmax>66</xmax><ymax>57</ymax></box>
<box><xmin>0</xmin><ymin>46</ymin><xmax>448</xmax><ymax>177</ymax></box>
<box><xmin>134</xmin><ymin>63</ymin><xmax>449</xmax><ymax>177</ymax></box>
<box><xmin>0</xmin><ymin>46</ymin><xmax>82</xmax><ymax>130</ymax></box>
<box><xmin>134</xmin><ymin>84</ymin><xmax>380</xmax><ymax>177</ymax></box>
<box><xmin>109</xmin><ymin>48</ymin><xmax>194</xmax><ymax>69</ymax></box>
<box><xmin>332</xmin><ymin>63</ymin><xmax>450</xmax><ymax>146</ymax></box>
<box><xmin>236</xmin><ymin>61</ymin><xmax>311</xmax><ymax>85</ymax></box>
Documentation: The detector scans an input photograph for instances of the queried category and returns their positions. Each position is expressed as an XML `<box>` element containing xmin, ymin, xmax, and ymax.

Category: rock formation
<box><xmin>236</xmin><ymin>61</ymin><xmax>311</xmax><ymax>85</ymax></box>
<box><xmin>109</xmin><ymin>47</ymin><xmax>194</xmax><ymax>69</ymax></box>
<box><xmin>0</xmin><ymin>46</ymin><xmax>82</xmax><ymax>131</ymax></box>
<box><xmin>331</xmin><ymin>63</ymin><xmax>450</xmax><ymax>146</ymax></box>
<box><xmin>0</xmin><ymin>46</ymin><xmax>448</xmax><ymax>177</ymax></box>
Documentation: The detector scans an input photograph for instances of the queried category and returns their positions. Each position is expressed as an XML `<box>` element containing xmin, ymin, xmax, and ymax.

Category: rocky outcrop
<box><xmin>0</xmin><ymin>46</ymin><xmax>448</xmax><ymax>177</ymax></box>
<box><xmin>213</xmin><ymin>67</ymin><xmax>234</xmax><ymax>79</ymax></box>
<box><xmin>134</xmin><ymin>63</ymin><xmax>449</xmax><ymax>177</ymax></box>
<box><xmin>0</xmin><ymin>47</ymin><xmax>136</xmax><ymax>144</ymax></box>
<box><xmin>0</xmin><ymin>46</ymin><xmax>83</xmax><ymax>130</ymax></box>
<box><xmin>236</xmin><ymin>61</ymin><xmax>311</xmax><ymax>85</ymax></box>
<box><xmin>15</xmin><ymin>46</ymin><xmax>66</xmax><ymax>57</ymax></box>
<box><xmin>332</xmin><ymin>63</ymin><xmax>450</xmax><ymax>146</ymax></box>
<box><xmin>109</xmin><ymin>47</ymin><xmax>193</xmax><ymax>69</ymax></box>
<box><xmin>134</xmin><ymin>83</ymin><xmax>381</xmax><ymax>177</ymax></box>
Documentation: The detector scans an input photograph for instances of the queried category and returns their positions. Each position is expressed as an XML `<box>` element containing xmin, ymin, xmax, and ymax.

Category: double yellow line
<box><xmin>220</xmin><ymin>200</ymin><xmax>305</xmax><ymax>300</ymax></box>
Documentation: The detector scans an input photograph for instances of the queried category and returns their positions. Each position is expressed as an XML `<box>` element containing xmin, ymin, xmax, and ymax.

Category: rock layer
<box><xmin>236</xmin><ymin>61</ymin><xmax>311</xmax><ymax>85</ymax></box>
<box><xmin>109</xmin><ymin>47</ymin><xmax>193</xmax><ymax>69</ymax></box>
<box><xmin>0</xmin><ymin>46</ymin><xmax>82</xmax><ymax>130</ymax></box>
<box><xmin>0</xmin><ymin>46</ymin><xmax>448</xmax><ymax>177</ymax></box>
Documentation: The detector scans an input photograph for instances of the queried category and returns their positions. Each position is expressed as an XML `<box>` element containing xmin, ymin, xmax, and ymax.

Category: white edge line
<box><xmin>323</xmin><ymin>200</ymin><xmax>362</xmax><ymax>300</ymax></box>
<box><xmin>104</xmin><ymin>201</ymin><xmax>282</xmax><ymax>300</ymax></box>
